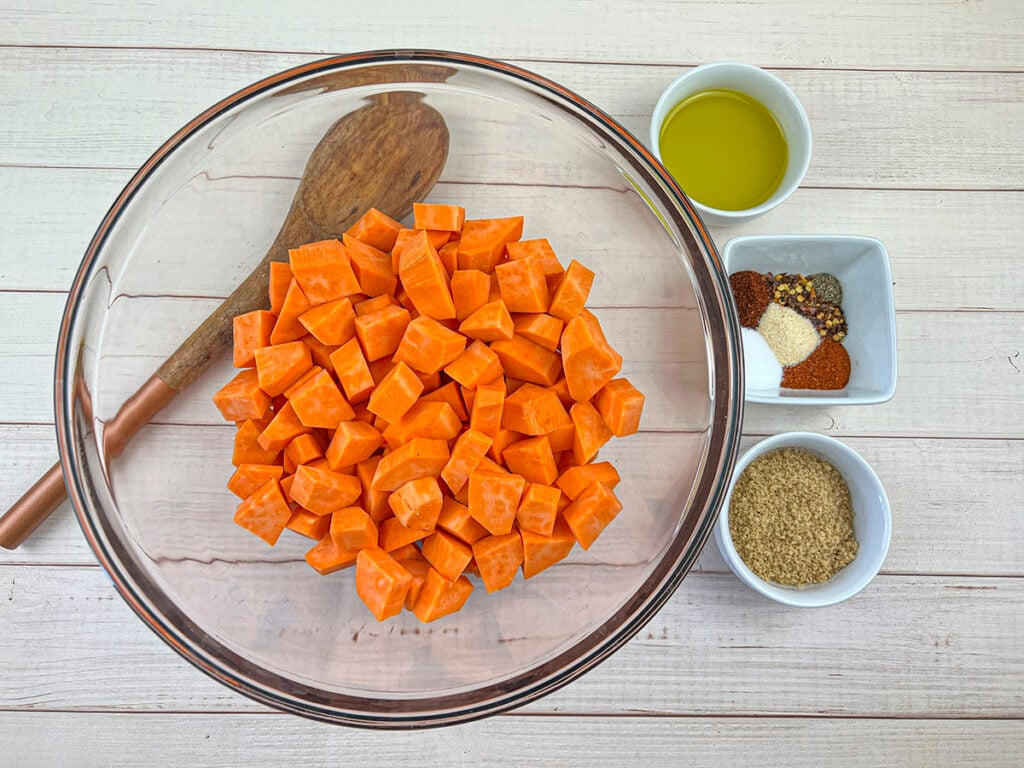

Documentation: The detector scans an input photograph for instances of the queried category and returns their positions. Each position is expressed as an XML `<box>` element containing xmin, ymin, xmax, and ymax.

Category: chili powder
<box><xmin>729</xmin><ymin>271</ymin><xmax>772</xmax><ymax>328</ymax></box>
<box><xmin>781</xmin><ymin>338</ymin><xmax>851</xmax><ymax>390</ymax></box>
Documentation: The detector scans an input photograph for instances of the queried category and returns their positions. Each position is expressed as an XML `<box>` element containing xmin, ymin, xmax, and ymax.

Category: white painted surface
<box><xmin>1</xmin><ymin>2</ymin><xmax>1022</xmax><ymax>763</ymax></box>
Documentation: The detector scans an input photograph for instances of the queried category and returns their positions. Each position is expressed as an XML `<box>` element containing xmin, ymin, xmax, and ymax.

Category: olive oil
<box><xmin>658</xmin><ymin>89</ymin><xmax>788</xmax><ymax>211</ymax></box>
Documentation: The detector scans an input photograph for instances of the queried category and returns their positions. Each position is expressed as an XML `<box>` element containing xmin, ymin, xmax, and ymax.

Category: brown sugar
<box><xmin>728</xmin><ymin>448</ymin><xmax>858</xmax><ymax>586</ymax></box>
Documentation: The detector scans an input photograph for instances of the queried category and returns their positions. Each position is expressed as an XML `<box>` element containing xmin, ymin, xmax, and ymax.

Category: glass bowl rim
<box><xmin>54</xmin><ymin>48</ymin><xmax>744</xmax><ymax>728</ymax></box>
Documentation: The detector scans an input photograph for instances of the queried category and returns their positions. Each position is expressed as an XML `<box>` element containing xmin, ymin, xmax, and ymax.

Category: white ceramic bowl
<box><xmin>723</xmin><ymin>234</ymin><xmax>898</xmax><ymax>405</ymax></box>
<box><xmin>649</xmin><ymin>62</ymin><xmax>812</xmax><ymax>226</ymax></box>
<box><xmin>714</xmin><ymin>432</ymin><xmax>891</xmax><ymax>607</ymax></box>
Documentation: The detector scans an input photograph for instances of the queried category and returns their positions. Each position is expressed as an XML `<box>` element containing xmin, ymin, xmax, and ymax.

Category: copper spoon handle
<box><xmin>0</xmin><ymin>464</ymin><xmax>67</xmax><ymax>548</ymax></box>
<box><xmin>0</xmin><ymin>375</ymin><xmax>178</xmax><ymax>548</ymax></box>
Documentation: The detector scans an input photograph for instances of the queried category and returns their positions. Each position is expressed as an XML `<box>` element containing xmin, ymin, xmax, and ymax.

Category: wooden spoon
<box><xmin>0</xmin><ymin>95</ymin><xmax>450</xmax><ymax>549</ymax></box>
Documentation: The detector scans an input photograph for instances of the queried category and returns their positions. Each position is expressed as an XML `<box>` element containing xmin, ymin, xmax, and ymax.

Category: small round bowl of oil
<box><xmin>650</xmin><ymin>62</ymin><xmax>812</xmax><ymax>226</ymax></box>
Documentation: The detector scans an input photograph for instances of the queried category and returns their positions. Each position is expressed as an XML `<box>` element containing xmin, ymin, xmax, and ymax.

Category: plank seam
<box><xmin>2</xmin><ymin>163</ymin><xmax>1022</xmax><ymax>195</ymax></box>
<box><xmin>0</xmin><ymin>706</ymin><xmax>1019</xmax><ymax>720</ymax></box>
<box><xmin>0</xmin><ymin>43</ymin><xmax>1022</xmax><ymax>75</ymax></box>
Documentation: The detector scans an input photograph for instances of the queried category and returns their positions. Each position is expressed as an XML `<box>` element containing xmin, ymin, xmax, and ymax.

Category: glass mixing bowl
<box><xmin>55</xmin><ymin>51</ymin><xmax>743</xmax><ymax>727</ymax></box>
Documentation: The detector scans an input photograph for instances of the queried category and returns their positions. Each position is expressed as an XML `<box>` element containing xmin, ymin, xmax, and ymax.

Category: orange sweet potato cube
<box><xmin>370</xmin><ymin>438</ymin><xmax>450</xmax><ymax>491</ymax></box>
<box><xmin>289</xmin><ymin>463</ymin><xmax>362</xmax><ymax>516</ymax></box>
<box><xmin>515</xmin><ymin>482</ymin><xmax>562</xmax><ymax>536</ymax></box>
<box><xmin>253</xmin><ymin>340</ymin><xmax>313</xmax><ymax>397</ymax></box>
<box><xmin>562</xmin><ymin>481</ymin><xmax>622</xmax><ymax>550</ymax></box>
<box><xmin>398</xmin><ymin>230</ymin><xmax>457</xmax><ymax>320</ymax></box>
<box><xmin>233</xmin><ymin>310</ymin><xmax>276</xmax><ymax>368</ymax></box>
<box><xmin>393</xmin><ymin>316</ymin><xmax>467</xmax><ymax>375</ymax></box>
<box><xmin>570</xmin><ymin>401</ymin><xmax>613</xmax><ymax>465</ymax></box>
<box><xmin>444</xmin><ymin>340</ymin><xmax>504</xmax><ymax>389</ymax></box>
<box><xmin>287</xmin><ymin>509</ymin><xmax>332</xmax><ymax>541</ymax></box>
<box><xmin>420</xmin><ymin>529</ymin><xmax>473</xmax><ymax>582</ymax></box>
<box><xmin>501</xmin><ymin>383</ymin><xmax>571</xmax><ymax>436</ymax></box>
<box><xmin>468</xmin><ymin>471</ymin><xmax>526</xmax><ymax>536</ymax></box>
<box><xmin>213</xmin><ymin>368</ymin><xmax>272</xmax><ymax>422</ymax></box>
<box><xmin>297</xmin><ymin>297</ymin><xmax>357</xmax><ymax>346</ymax></box>
<box><xmin>512</xmin><ymin>313</ymin><xmax>563</xmax><ymax>352</ymax></box>
<box><xmin>288</xmin><ymin>368</ymin><xmax>355</xmax><ymax>429</ymax></box>
<box><xmin>469</xmin><ymin>381</ymin><xmax>505</xmax><ymax>438</ymax></box>
<box><xmin>451</xmin><ymin>269</ymin><xmax>491</xmax><ymax>321</ymax></box>
<box><xmin>270</xmin><ymin>279</ymin><xmax>312</xmax><ymax>345</ymax></box>
<box><xmin>325</xmin><ymin>420</ymin><xmax>384</xmax><ymax>470</ymax></box>
<box><xmin>548</xmin><ymin>258</ymin><xmax>595</xmax><ymax>322</ymax></box>
<box><xmin>345</xmin><ymin>207</ymin><xmax>403</xmax><ymax>253</ymax></box>
<box><xmin>505</xmin><ymin>238</ymin><xmax>565</xmax><ymax>281</ymax></box>
<box><xmin>234</xmin><ymin>478</ymin><xmax>292</xmax><ymax>546</ymax></box>
<box><xmin>502</xmin><ymin>436</ymin><xmax>558</xmax><ymax>486</ymax></box>
<box><xmin>354</xmin><ymin>304</ymin><xmax>411</xmax><ymax>361</ymax></box>
<box><xmin>495</xmin><ymin>256</ymin><xmax>550</xmax><ymax>313</ymax></box>
<box><xmin>436</xmin><ymin>495</ymin><xmax>490</xmax><ymax>545</ymax></box>
<box><xmin>355</xmin><ymin>547</ymin><xmax>413</xmax><ymax>621</ymax></box>
<box><xmin>458</xmin><ymin>300</ymin><xmax>514</xmax><ymax>342</ymax></box>
<box><xmin>330</xmin><ymin>506</ymin><xmax>378</xmax><ymax>550</ymax></box>
<box><xmin>595</xmin><ymin>377</ymin><xmax>646</xmax><ymax>437</ymax></box>
<box><xmin>257</xmin><ymin>401</ymin><xmax>311</xmax><ymax>452</ymax></box>
<box><xmin>388</xmin><ymin>476</ymin><xmax>444</xmax><ymax>531</ymax></box>
<box><xmin>367</xmin><ymin>361</ymin><xmax>424</xmax><ymax>423</ymax></box>
<box><xmin>413</xmin><ymin>202</ymin><xmax>466</xmax><ymax>232</ymax></box>
<box><xmin>227</xmin><ymin>463</ymin><xmax>285</xmax><ymax>500</ymax></box>
<box><xmin>412</xmin><ymin>567</ymin><xmax>474</xmax><ymax>622</ymax></box>
<box><xmin>521</xmin><ymin>517</ymin><xmax>576</xmax><ymax>578</ymax></box>
<box><xmin>491</xmin><ymin>335</ymin><xmax>561</xmax><ymax>387</ymax></box>
<box><xmin>471</xmin><ymin>531</ymin><xmax>524</xmax><ymax>592</ymax></box>
<box><xmin>456</xmin><ymin>217</ymin><xmax>524</xmax><ymax>272</ymax></box>
<box><xmin>289</xmin><ymin>239</ymin><xmax>361</xmax><ymax>305</ymax></box>
<box><xmin>342</xmin><ymin>233</ymin><xmax>398</xmax><ymax>297</ymax></box>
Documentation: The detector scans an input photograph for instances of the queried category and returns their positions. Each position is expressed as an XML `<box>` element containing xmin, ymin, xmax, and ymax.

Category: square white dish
<box><xmin>722</xmin><ymin>234</ymin><xmax>897</xmax><ymax>405</ymax></box>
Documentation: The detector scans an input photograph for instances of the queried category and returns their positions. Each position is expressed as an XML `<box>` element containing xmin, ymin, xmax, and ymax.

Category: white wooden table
<box><xmin>2</xmin><ymin>2</ymin><xmax>1022</xmax><ymax>764</ymax></box>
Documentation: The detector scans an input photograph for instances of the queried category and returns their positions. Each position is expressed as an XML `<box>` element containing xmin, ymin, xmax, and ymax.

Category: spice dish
<box><xmin>714</xmin><ymin>431</ymin><xmax>891</xmax><ymax>608</ymax></box>
<box><xmin>723</xmin><ymin>234</ymin><xmax>897</xmax><ymax>405</ymax></box>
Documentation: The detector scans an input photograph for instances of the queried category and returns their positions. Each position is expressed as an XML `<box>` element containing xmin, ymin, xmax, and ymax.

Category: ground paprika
<box><xmin>780</xmin><ymin>338</ymin><xmax>851</xmax><ymax>390</ymax></box>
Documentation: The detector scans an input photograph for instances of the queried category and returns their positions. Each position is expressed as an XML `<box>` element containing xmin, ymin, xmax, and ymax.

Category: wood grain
<box><xmin>3</xmin><ymin>292</ymin><xmax>1022</xmax><ymax>439</ymax></box>
<box><xmin>1</xmin><ymin>565</ymin><xmax>1021</xmax><ymax>716</ymax></box>
<box><xmin>4</xmin><ymin>165</ymin><xmax>1023</xmax><ymax>312</ymax></box>
<box><xmin>1</xmin><ymin>0</ymin><xmax>1020</xmax><ymax>70</ymax></box>
<box><xmin>3</xmin><ymin>426</ymin><xmax>1023</xmax><ymax>576</ymax></box>
<box><xmin>1</xmin><ymin>0</ymin><xmax>1021</xmax><ymax>751</ymax></box>
<box><xmin>1</xmin><ymin>49</ymin><xmax>1022</xmax><ymax>189</ymax></box>
<box><xmin>1</xmin><ymin>712</ymin><xmax>1022</xmax><ymax>768</ymax></box>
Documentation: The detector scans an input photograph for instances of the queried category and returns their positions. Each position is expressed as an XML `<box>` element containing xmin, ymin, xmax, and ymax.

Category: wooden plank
<box><xmin>0</xmin><ymin>712</ymin><xmax>1022</xmax><ymax>768</ymax></box>
<box><xmin>719</xmin><ymin>188</ymin><xmax>1024</xmax><ymax>314</ymax></box>
<box><xmin>4</xmin><ymin>425</ymin><xmax>1023</xmax><ymax>577</ymax></box>
<box><xmin>3</xmin><ymin>289</ymin><xmax>1022</xmax><ymax>438</ymax></box>
<box><xmin>0</xmin><ymin>167</ymin><xmax>133</xmax><ymax>291</ymax></box>
<box><xmin>696</xmin><ymin>435</ymin><xmax>1024</xmax><ymax>578</ymax></box>
<box><xmin>741</xmin><ymin>309</ymin><xmax>1024</xmax><ymax>439</ymax></box>
<box><xmin>0</xmin><ymin>177</ymin><xmax>701</xmax><ymax>309</ymax></box>
<box><xmin>1</xmin><ymin>565</ymin><xmax>1020</xmax><ymax>716</ymax></box>
<box><xmin>0</xmin><ymin>48</ymin><xmax>1021</xmax><ymax>189</ymax></box>
<box><xmin>4</xmin><ymin>165</ymin><xmax>1023</xmax><ymax>313</ymax></box>
<box><xmin>0</xmin><ymin>292</ymin><xmax>64</xmax><ymax>424</ymax></box>
<box><xmin>0</xmin><ymin>425</ymin><xmax>71</xmax><ymax>561</ymax></box>
<box><xmin>0</xmin><ymin>0</ymin><xmax>1020</xmax><ymax>70</ymax></box>
<box><xmin>0</xmin><ymin>0</ymin><xmax>1019</xmax><ymax>754</ymax></box>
